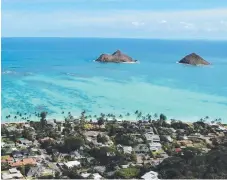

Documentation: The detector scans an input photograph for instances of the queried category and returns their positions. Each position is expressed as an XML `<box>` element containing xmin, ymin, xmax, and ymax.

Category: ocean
<box><xmin>1</xmin><ymin>37</ymin><xmax>227</xmax><ymax>123</ymax></box>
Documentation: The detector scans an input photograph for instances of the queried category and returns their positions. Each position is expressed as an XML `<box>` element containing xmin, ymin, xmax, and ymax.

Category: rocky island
<box><xmin>179</xmin><ymin>53</ymin><xmax>210</xmax><ymax>65</ymax></box>
<box><xmin>95</xmin><ymin>50</ymin><xmax>137</xmax><ymax>63</ymax></box>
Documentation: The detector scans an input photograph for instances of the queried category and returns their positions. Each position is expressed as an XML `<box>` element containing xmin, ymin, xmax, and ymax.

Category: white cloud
<box><xmin>131</xmin><ymin>21</ymin><xmax>145</xmax><ymax>26</ymax></box>
<box><xmin>159</xmin><ymin>20</ymin><xmax>167</xmax><ymax>24</ymax></box>
<box><xmin>2</xmin><ymin>8</ymin><xmax>227</xmax><ymax>39</ymax></box>
<box><xmin>179</xmin><ymin>22</ymin><xmax>195</xmax><ymax>30</ymax></box>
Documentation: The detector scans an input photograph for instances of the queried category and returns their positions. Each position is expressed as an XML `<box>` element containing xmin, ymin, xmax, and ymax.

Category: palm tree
<box><xmin>199</xmin><ymin>118</ymin><xmax>205</xmax><ymax>123</ymax></box>
<box><xmin>218</xmin><ymin>118</ymin><xmax>222</xmax><ymax>123</ymax></box>
<box><xmin>154</xmin><ymin>113</ymin><xmax>158</xmax><ymax>118</ymax></box>
<box><xmin>40</xmin><ymin>111</ymin><xmax>47</xmax><ymax>128</ymax></box>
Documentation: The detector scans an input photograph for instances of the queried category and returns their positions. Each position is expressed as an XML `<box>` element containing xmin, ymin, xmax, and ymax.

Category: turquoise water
<box><xmin>1</xmin><ymin>38</ymin><xmax>227</xmax><ymax>123</ymax></box>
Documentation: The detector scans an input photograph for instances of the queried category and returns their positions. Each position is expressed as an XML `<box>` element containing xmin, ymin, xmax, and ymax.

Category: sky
<box><xmin>2</xmin><ymin>0</ymin><xmax>227</xmax><ymax>39</ymax></box>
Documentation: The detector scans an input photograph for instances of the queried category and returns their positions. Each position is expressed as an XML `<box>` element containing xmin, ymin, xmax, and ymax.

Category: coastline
<box><xmin>2</xmin><ymin>112</ymin><xmax>226</xmax><ymax>125</ymax></box>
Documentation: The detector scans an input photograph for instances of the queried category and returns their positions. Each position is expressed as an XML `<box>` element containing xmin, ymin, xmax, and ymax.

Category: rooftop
<box><xmin>64</xmin><ymin>160</ymin><xmax>81</xmax><ymax>168</ymax></box>
<box><xmin>8</xmin><ymin>158</ymin><xmax>37</xmax><ymax>167</ymax></box>
<box><xmin>141</xmin><ymin>170</ymin><xmax>159</xmax><ymax>180</ymax></box>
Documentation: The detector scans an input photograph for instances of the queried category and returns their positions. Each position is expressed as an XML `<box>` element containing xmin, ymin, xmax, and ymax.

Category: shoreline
<box><xmin>2</xmin><ymin>113</ymin><xmax>226</xmax><ymax>125</ymax></box>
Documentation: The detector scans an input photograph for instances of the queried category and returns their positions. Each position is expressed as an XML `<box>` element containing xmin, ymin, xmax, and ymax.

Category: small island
<box><xmin>95</xmin><ymin>50</ymin><xmax>137</xmax><ymax>63</ymax></box>
<box><xmin>179</xmin><ymin>53</ymin><xmax>210</xmax><ymax>65</ymax></box>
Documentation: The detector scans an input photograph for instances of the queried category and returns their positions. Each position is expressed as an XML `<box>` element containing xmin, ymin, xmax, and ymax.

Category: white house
<box><xmin>117</xmin><ymin>145</ymin><xmax>133</xmax><ymax>154</ymax></box>
<box><xmin>149</xmin><ymin>142</ymin><xmax>162</xmax><ymax>151</ymax></box>
<box><xmin>64</xmin><ymin>160</ymin><xmax>81</xmax><ymax>168</ymax></box>
<box><xmin>145</xmin><ymin>134</ymin><xmax>160</xmax><ymax>143</ymax></box>
<box><xmin>2</xmin><ymin>168</ymin><xmax>23</xmax><ymax>180</ymax></box>
<box><xmin>141</xmin><ymin>171</ymin><xmax>159</xmax><ymax>180</ymax></box>
<box><xmin>81</xmin><ymin>173</ymin><xmax>102</xmax><ymax>180</ymax></box>
<box><xmin>1</xmin><ymin>142</ymin><xmax>6</xmax><ymax>148</ymax></box>
<box><xmin>134</xmin><ymin>144</ymin><xmax>150</xmax><ymax>153</ymax></box>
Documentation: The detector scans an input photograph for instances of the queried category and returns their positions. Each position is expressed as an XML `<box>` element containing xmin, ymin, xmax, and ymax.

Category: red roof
<box><xmin>175</xmin><ymin>148</ymin><xmax>182</xmax><ymax>152</ymax></box>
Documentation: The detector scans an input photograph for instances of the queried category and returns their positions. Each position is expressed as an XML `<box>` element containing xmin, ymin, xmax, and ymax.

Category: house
<box><xmin>188</xmin><ymin>133</ymin><xmax>201</xmax><ymax>139</ymax></box>
<box><xmin>39</xmin><ymin>137</ymin><xmax>54</xmax><ymax>143</ymax></box>
<box><xmin>175</xmin><ymin>148</ymin><xmax>182</xmax><ymax>153</ymax></box>
<box><xmin>12</xmin><ymin>151</ymin><xmax>23</xmax><ymax>158</ymax></box>
<box><xmin>8</xmin><ymin>158</ymin><xmax>37</xmax><ymax>167</ymax></box>
<box><xmin>134</xmin><ymin>144</ymin><xmax>150</xmax><ymax>153</ymax></box>
<box><xmin>176</xmin><ymin>129</ymin><xmax>185</xmax><ymax>134</ymax></box>
<box><xmin>2</xmin><ymin>142</ymin><xmax>6</xmax><ymax>148</ymax></box>
<box><xmin>46</xmin><ymin>119</ymin><xmax>57</xmax><ymax>128</ymax></box>
<box><xmin>21</xmin><ymin>149</ymin><xmax>29</xmax><ymax>156</ymax></box>
<box><xmin>177</xmin><ymin>140</ymin><xmax>193</xmax><ymax>146</ymax></box>
<box><xmin>144</xmin><ymin>134</ymin><xmax>160</xmax><ymax>143</ymax></box>
<box><xmin>27</xmin><ymin>166</ymin><xmax>43</xmax><ymax>178</ymax></box>
<box><xmin>92</xmin><ymin>173</ymin><xmax>103</xmax><ymax>180</ymax></box>
<box><xmin>160</xmin><ymin>135</ymin><xmax>173</xmax><ymax>143</ymax></box>
<box><xmin>144</xmin><ymin>133</ymin><xmax>153</xmax><ymax>143</ymax></box>
<box><xmin>166</xmin><ymin>136</ymin><xmax>173</xmax><ymax>142</ymax></box>
<box><xmin>27</xmin><ymin>165</ymin><xmax>54</xmax><ymax>178</ymax></box>
<box><xmin>81</xmin><ymin>172</ymin><xmax>103</xmax><ymax>179</ymax></box>
<box><xmin>144</xmin><ymin>127</ymin><xmax>154</xmax><ymax>134</ymax></box>
<box><xmin>117</xmin><ymin>145</ymin><xmax>133</xmax><ymax>154</ymax></box>
<box><xmin>64</xmin><ymin>160</ymin><xmax>81</xmax><ymax>169</ymax></box>
<box><xmin>93</xmin><ymin>166</ymin><xmax>106</xmax><ymax>174</ymax></box>
<box><xmin>87</xmin><ymin>157</ymin><xmax>96</xmax><ymax>164</ymax></box>
<box><xmin>149</xmin><ymin>142</ymin><xmax>162</xmax><ymax>151</ymax></box>
<box><xmin>123</xmin><ymin>146</ymin><xmax>133</xmax><ymax>154</ymax></box>
<box><xmin>141</xmin><ymin>171</ymin><xmax>159</xmax><ymax>180</ymax></box>
<box><xmin>178</xmin><ymin>135</ymin><xmax>188</xmax><ymax>140</ymax></box>
<box><xmin>70</xmin><ymin>151</ymin><xmax>84</xmax><ymax>160</ymax></box>
<box><xmin>1</xmin><ymin>168</ymin><xmax>24</xmax><ymax>180</ymax></box>
<box><xmin>161</xmin><ymin>127</ymin><xmax>176</xmax><ymax>133</ymax></box>
<box><xmin>80</xmin><ymin>172</ymin><xmax>90</xmax><ymax>178</ymax></box>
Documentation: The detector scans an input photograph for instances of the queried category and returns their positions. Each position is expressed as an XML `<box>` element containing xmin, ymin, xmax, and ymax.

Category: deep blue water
<box><xmin>2</xmin><ymin>38</ymin><xmax>227</xmax><ymax>122</ymax></box>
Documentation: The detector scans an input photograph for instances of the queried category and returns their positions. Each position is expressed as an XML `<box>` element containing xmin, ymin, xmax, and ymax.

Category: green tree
<box><xmin>11</xmin><ymin>130</ymin><xmax>22</xmax><ymax>144</ymax></box>
<box><xmin>1</xmin><ymin>162</ymin><xmax>10</xmax><ymax>171</ymax></box>
<box><xmin>97</xmin><ymin>134</ymin><xmax>108</xmax><ymax>144</ymax></box>
<box><xmin>114</xmin><ymin>134</ymin><xmax>138</xmax><ymax>146</ymax></box>
<box><xmin>130</xmin><ymin>151</ymin><xmax>137</xmax><ymax>163</ymax></box>
<box><xmin>160</xmin><ymin>113</ymin><xmax>167</xmax><ymax>121</ymax></box>
<box><xmin>97</xmin><ymin>117</ymin><xmax>105</xmax><ymax>127</ymax></box>
<box><xmin>115</xmin><ymin>167</ymin><xmax>140</xmax><ymax>179</ymax></box>
<box><xmin>55</xmin><ymin>171</ymin><xmax>61</xmax><ymax>179</ymax></box>
<box><xmin>154</xmin><ymin>113</ymin><xmax>158</xmax><ymax>118</ymax></box>
<box><xmin>64</xmin><ymin>136</ymin><xmax>84</xmax><ymax>152</ymax></box>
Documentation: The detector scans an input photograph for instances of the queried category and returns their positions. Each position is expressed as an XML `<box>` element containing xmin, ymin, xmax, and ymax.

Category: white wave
<box><xmin>122</xmin><ymin>61</ymin><xmax>140</xmax><ymax>64</ymax></box>
<box><xmin>2</xmin><ymin>70</ymin><xmax>17</xmax><ymax>75</ymax></box>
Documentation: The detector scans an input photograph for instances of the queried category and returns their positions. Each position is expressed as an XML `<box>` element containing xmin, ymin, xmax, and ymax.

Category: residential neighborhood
<box><xmin>1</xmin><ymin>111</ymin><xmax>227</xmax><ymax>179</ymax></box>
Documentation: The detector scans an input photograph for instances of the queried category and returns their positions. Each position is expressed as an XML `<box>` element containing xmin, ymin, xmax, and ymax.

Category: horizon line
<box><xmin>2</xmin><ymin>36</ymin><xmax>227</xmax><ymax>41</ymax></box>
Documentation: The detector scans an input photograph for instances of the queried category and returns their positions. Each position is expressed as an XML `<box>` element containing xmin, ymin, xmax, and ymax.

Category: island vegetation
<box><xmin>95</xmin><ymin>50</ymin><xmax>137</xmax><ymax>63</ymax></box>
